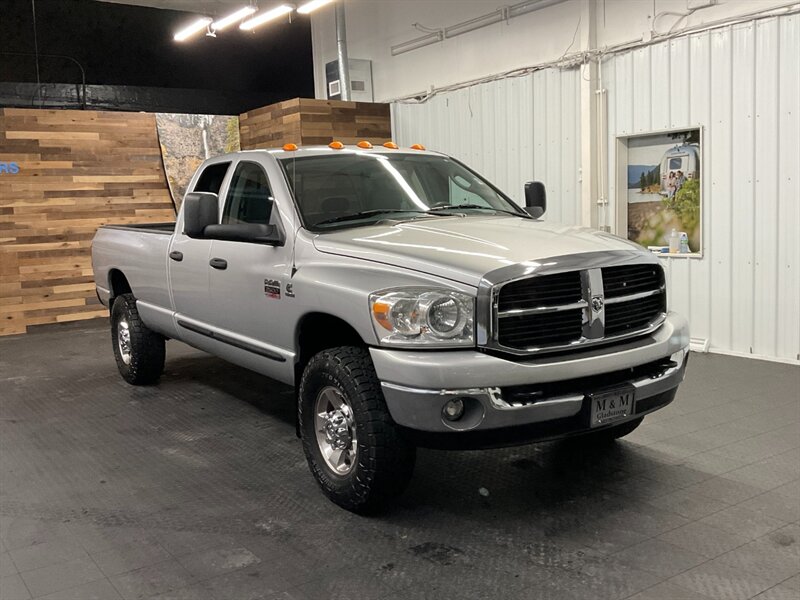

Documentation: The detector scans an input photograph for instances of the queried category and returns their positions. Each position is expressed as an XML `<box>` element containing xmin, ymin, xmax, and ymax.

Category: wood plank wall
<box><xmin>0</xmin><ymin>108</ymin><xmax>175</xmax><ymax>336</ymax></box>
<box><xmin>239</xmin><ymin>98</ymin><xmax>391</xmax><ymax>149</ymax></box>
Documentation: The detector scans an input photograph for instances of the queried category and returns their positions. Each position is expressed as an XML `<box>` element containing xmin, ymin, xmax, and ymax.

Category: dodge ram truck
<box><xmin>91</xmin><ymin>143</ymin><xmax>690</xmax><ymax>512</ymax></box>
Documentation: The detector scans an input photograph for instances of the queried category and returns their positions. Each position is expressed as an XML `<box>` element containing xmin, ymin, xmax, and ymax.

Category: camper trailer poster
<box><xmin>626</xmin><ymin>128</ymin><xmax>701</xmax><ymax>253</ymax></box>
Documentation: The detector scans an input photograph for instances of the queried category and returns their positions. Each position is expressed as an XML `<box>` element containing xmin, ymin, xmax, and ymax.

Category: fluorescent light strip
<box><xmin>174</xmin><ymin>17</ymin><xmax>212</xmax><ymax>42</ymax></box>
<box><xmin>240</xmin><ymin>4</ymin><xmax>294</xmax><ymax>30</ymax></box>
<box><xmin>212</xmin><ymin>6</ymin><xmax>257</xmax><ymax>31</ymax></box>
<box><xmin>297</xmin><ymin>0</ymin><xmax>336</xmax><ymax>15</ymax></box>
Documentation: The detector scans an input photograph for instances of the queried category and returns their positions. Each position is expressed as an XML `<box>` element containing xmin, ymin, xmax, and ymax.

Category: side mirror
<box><xmin>183</xmin><ymin>192</ymin><xmax>219</xmax><ymax>238</ymax></box>
<box><xmin>203</xmin><ymin>223</ymin><xmax>285</xmax><ymax>246</ymax></box>
<box><xmin>524</xmin><ymin>181</ymin><xmax>546</xmax><ymax>218</ymax></box>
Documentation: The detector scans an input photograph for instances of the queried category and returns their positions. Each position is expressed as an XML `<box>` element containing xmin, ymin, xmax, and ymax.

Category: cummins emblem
<box><xmin>591</xmin><ymin>296</ymin><xmax>604</xmax><ymax>312</ymax></box>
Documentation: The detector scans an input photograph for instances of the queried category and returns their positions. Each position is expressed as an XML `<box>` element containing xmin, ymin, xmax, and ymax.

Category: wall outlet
<box><xmin>687</xmin><ymin>0</ymin><xmax>715</xmax><ymax>10</ymax></box>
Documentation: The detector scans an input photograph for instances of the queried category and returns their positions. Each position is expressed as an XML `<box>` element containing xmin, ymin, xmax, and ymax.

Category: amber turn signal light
<box><xmin>372</xmin><ymin>301</ymin><xmax>393</xmax><ymax>331</ymax></box>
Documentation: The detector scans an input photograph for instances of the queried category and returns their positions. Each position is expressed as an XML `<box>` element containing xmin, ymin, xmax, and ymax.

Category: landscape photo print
<box><xmin>625</xmin><ymin>128</ymin><xmax>701</xmax><ymax>254</ymax></box>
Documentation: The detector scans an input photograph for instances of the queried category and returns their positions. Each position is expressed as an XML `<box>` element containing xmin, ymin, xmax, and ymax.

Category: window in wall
<box><xmin>618</xmin><ymin>127</ymin><xmax>702</xmax><ymax>257</ymax></box>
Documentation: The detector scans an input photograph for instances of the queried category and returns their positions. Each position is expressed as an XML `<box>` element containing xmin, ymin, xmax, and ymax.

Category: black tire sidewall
<box><xmin>111</xmin><ymin>296</ymin><xmax>135</xmax><ymax>382</ymax></box>
<box><xmin>298</xmin><ymin>346</ymin><xmax>415</xmax><ymax>512</ymax></box>
<box><xmin>300</xmin><ymin>353</ymin><xmax>370</xmax><ymax>502</ymax></box>
<box><xmin>110</xmin><ymin>293</ymin><xmax>164</xmax><ymax>385</ymax></box>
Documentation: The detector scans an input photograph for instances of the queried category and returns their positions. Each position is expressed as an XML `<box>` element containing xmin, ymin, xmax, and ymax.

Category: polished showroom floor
<box><xmin>1</xmin><ymin>321</ymin><xmax>798</xmax><ymax>600</ymax></box>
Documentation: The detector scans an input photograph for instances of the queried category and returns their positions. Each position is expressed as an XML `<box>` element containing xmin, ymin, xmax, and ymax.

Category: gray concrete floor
<box><xmin>0</xmin><ymin>321</ymin><xmax>798</xmax><ymax>600</ymax></box>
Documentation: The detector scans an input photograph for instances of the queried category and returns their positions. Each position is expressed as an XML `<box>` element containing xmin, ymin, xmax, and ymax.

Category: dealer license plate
<box><xmin>589</xmin><ymin>387</ymin><xmax>635</xmax><ymax>428</ymax></box>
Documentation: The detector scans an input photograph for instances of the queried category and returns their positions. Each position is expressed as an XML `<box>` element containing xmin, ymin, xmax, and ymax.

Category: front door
<box><xmin>207</xmin><ymin>160</ymin><xmax>294</xmax><ymax>375</ymax></box>
<box><xmin>168</xmin><ymin>160</ymin><xmax>232</xmax><ymax>332</ymax></box>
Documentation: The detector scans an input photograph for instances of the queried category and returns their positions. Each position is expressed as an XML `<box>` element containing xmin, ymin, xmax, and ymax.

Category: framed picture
<box><xmin>615</xmin><ymin>127</ymin><xmax>702</xmax><ymax>257</ymax></box>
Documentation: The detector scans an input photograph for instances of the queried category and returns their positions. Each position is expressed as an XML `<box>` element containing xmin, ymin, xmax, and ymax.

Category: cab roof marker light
<box><xmin>282</xmin><ymin>143</ymin><xmax>298</xmax><ymax>151</ymax></box>
<box><xmin>297</xmin><ymin>0</ymin><xmax>336</xmax><ymax>15</ymax></box>
<box><xmin>240</xmin><ymin>5</ymin><xmax>294</xmax><ymax>30</ymax></box>
<box><xmin>328</xmin><ymin>140</ymin><xmax>345</xmax><ymax>149</ymax></box>
<box><xmin>410</xmin><ymin>143</ymin><xmax>426</xmax><ymax>151</ymax></box>
<box><xmin>356</xmin><ymin>141</ymin><xmax>373</xmax><ymax>149</ymax></box>
<box><xmin>174</xmin><ymin>17</ymin><xmax>212</xmax><ymax>41</ymax></box>
<box><xmin>211</xmin><ymin>6</ymin><xmax>257</xmax><ymax>31</ymax></box>
<box><xmin>383</xmin><ymin>141</ymin><xmax>399</xmax><ymax>149</ymax></box>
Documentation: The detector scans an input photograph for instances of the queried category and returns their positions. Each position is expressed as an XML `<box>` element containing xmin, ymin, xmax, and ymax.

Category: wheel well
<box><xmin>294</xmin><ymin>313</ymin><xmax>365</xmax><ymax>385</ymax></box>
<box><xmin>108</xmin><ymin>269</ymin><xmax>132</xmax><ymax>308</ymax></box>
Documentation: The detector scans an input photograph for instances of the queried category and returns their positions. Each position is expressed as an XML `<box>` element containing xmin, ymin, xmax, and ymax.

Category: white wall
<box><xmin>603</xmin><ymin>16</ymin><xmax>800</xmax><ymax>362</ymax></box>
<box><xmin>392</xmin><ymin>69</ymin><xmax>582</xmax><ymax>225</ymax></box>
<box><xmin>311</xmin><ymin>0</ymin><xmax>793</xmax><ymax>102</ymax></box>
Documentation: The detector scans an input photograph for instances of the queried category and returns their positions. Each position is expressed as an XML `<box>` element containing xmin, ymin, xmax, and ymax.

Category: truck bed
<box><xmin>100</xmin><ymin>222</ymin><xmax>175</xmax><ymax>235</ymax></box>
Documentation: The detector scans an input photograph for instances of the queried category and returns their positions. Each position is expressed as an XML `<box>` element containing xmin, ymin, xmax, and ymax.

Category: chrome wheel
<box><xmin>314</xmin><ymin>386</ymin><xmax>358</xmax><ymax>475</ymax></box>
<box><xmin>117</xmin><ymin>319</ymin><xmax>132</xmax><ymax>365</ymax></box>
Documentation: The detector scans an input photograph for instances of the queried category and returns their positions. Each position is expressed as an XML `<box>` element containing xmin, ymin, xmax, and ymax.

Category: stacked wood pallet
<box><xmin>239</xmin><ymin>98</ymin><xmax>391</xmax><ymax>149</ymax></box>
<box><xmin>0</xmin><ymin>108</ymin><xmax>175</xmax><ymax>336</ymax></box>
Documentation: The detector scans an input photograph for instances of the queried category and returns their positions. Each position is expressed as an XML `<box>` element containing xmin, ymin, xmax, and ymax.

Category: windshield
<box><xmin>279</xmin><ymin>152</ymin><xmax>527</xmax><ymax>230</ymax></box>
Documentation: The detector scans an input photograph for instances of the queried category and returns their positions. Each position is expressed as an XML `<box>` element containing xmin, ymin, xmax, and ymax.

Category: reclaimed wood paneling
<box><xmin>0</xmin><ymin>108</ymin><xmax>175</xmax><ymax>336</ymax></box>
<box><xmin>239</xmin><ymin>98</ymin><xmax>391</xmax><ymax>149</ymax></box>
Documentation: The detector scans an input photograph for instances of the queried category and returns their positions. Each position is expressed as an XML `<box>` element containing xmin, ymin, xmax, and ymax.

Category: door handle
<box><xmin>169</xmin><ymin>251</ymin><xmax>183</xmax><ymax>262</ymax></box>
<box><xmin>209</xmin><ymin>258</ymin><xmax>228</xmax><ymax>270</ymax></box>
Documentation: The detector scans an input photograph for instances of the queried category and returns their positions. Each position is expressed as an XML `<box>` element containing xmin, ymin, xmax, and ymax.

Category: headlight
<box><xmin>369</xmin><ymin>288</ymin><xmax>474</xmax><ymax>347</ymax></box>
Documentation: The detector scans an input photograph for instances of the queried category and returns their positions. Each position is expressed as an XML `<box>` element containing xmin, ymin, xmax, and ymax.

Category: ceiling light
<box><xmin>174</xmin><ymin>17</ymin><xmax>212</xmax><ymax>42</ymax></box>
<box><xmin>297</xmin><ymin>0</ymin><xmax>336</xmax><ymax>14</ymax></box>
<box><xmin>212</xmin><ymin>6</ymin><xmax>257</xmax><ymax>31</ymax></box>
<box><xmin>240</xmin><ymin>5</ymin><xmax>294</xmax><ymax>30</ymax></box>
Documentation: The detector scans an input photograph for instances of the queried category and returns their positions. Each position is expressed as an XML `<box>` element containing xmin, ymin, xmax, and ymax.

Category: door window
<box><xmin>222</xmin><ymin>162</ymin><xmax>274</xmax><ymax>225</ymax></box>
<box><xmin>194</xmin><ymin>162</ymin><xmax>230</xmax><ymax>194</ymax></box>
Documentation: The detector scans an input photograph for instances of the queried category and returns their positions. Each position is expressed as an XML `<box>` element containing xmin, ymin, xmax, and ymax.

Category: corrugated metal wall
<box><xmin>392</xmin><ymin>68</ymin><xmax>583</xmax><ymax>225</ymax></box>
<box><xmin>392</xmin><ymin>14</ymin><xmax>799</xmax><ymax>362</ymax></box>
<box><xmin>603</xmin><ymin>15</ymin><xmax>800</xmax><ymax>362</ymax></box>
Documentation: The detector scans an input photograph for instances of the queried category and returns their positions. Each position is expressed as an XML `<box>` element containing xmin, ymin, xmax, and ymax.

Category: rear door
<box><xmin>207</xmin><ymin>159</ymin><xmax>294</xmax><ymax>370</ymax></box>
<box><xmin>168</xmin><ymin>160</ymin><xmax>231</xmax><ymax>331</ymax></box>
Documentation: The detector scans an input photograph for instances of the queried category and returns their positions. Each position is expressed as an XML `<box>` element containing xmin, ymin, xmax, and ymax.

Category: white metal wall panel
<box><xmin>603</xmin><ymin>15</ymin><xmax>800</xmax><ymax>362</ymax></box>
<box><xmin>391</xmin><ymin>14</ymin><xmax>798</xmax><ymax>362</ymax></box>
<box><xmin>391</xmin><ymin>68</ymin><xmax>582</xmax><ymax>224</ymax></box>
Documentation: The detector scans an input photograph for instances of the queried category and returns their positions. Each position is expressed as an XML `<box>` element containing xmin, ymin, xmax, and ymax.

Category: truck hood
<box><xmin>312</xmin><ymin>215</ymin><xmax>645</xmax><ymax>286</ymax></box>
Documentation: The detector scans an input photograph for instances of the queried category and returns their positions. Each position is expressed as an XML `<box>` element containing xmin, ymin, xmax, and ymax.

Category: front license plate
<box><xmin>589</xmin><ymin>387</ymin><xmax>635</xmax><ymax>428</ymax></box>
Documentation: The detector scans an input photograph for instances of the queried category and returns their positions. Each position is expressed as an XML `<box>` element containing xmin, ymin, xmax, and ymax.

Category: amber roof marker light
<box><xmin>282</xmin><ymin>143</ymin><xmax>298</xmax><ymax>151</ymax></box>
<box><xmin>383</xmin><ymin>141</ymin><xmax>399</xmax><ymax>149</ymax></box>
<box><xmin>356</xmin><ymin>141</ymin><xmax>373</xmax><ymax>149</ymax></box>
<box><xmin>329</xmin><ymin>141</ymin><xmax>345</xmax><ymax>150</ymax></box>
<box><xmin>410</xmin><ymin>144</ymin><xmax>426</xmax><ymax>151</ymax></box>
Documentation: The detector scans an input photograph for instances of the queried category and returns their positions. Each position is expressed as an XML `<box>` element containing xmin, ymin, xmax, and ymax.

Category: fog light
<box><xmin>442</xmin><ymin>398</ymin><xmax>465</xmax><ymax>421</ymax></box>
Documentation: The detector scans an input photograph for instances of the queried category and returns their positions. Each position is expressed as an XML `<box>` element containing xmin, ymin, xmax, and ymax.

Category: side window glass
<box><xmin>193</xmin><ymin>162</ymin><xmax>230</xmax><ymax>194</ymax></box>
<box><xmin>222</xmin><ymin>162</ymin><xmax>273</xmax><ymax>225</ymax></box>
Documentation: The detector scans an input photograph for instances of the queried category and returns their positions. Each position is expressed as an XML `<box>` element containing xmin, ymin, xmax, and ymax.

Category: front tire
<box><xmin>111</xmin><ymin>293</ymin><xmax>165</xmax><ymax>385</ymax></box>
<box><xmin>298</xmin><ymin>346</ymin><xmax>416</xmax><ymax>513</ymax></box>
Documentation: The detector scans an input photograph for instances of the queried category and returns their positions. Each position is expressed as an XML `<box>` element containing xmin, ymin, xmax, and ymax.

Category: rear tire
<box><xmin>111</xmin><ymin>293</ymin><xmax>165</xmax><ymax>385</ymax></box>
<box><xmin>298</xmin><ymin>346</ymin><xmax>416</xmax><ymax>513</ymax></box>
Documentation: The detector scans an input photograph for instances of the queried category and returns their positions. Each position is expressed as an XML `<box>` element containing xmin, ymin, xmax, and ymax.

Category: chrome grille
<box><xmin>491</xmin><ymin>260</ymin><xmax>666</xmax><ymax>354</ymax></box>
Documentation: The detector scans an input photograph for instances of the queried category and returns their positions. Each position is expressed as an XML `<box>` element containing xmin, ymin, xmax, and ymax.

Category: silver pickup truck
<box><xmin>92</xmin><ymin>143</ymin><xmax>690</xmax><ymax>512</ymax></box>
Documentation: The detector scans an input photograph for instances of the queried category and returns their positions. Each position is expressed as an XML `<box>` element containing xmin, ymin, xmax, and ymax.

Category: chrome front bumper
<box><xmin>371</xmin><ymin>311</ymin><xmax>689</xmax><ymax>436</ymax></box>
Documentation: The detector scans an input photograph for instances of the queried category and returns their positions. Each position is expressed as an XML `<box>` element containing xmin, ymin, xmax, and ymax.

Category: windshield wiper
<box><xmin>427</xmin><ymin>204</ymin><xmax>529</xmax><ymax>218</ymax></box>
<box><xmin>315</xmin><ymin>209</ymin><xmax>433</xmax><ymax>226</ymax></box>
